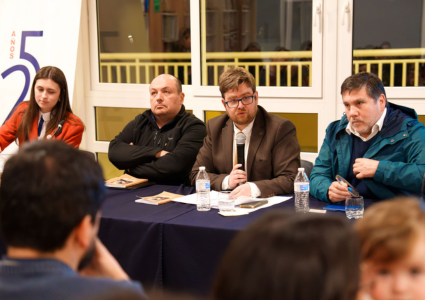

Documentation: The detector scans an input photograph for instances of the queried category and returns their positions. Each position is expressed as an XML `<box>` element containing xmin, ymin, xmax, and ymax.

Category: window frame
<box><xmin>193</xmin><ymin>0</ymin><xmax>324</xmax><ymax>98</ymax></box>
<box><xmin>335</xmin><ymin>0</ymin><xmax>425</xmax><ymax>118</ymax></box>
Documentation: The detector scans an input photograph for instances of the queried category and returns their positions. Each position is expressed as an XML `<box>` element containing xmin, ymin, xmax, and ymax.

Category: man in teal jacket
<box><xmin>310</xmin><ymin>72</ymin><xmax>425</xmax><ymax>203</ymax></box>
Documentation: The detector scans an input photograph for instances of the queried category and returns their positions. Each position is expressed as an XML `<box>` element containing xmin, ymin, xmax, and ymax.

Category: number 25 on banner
<box><xmin>1</xmin><ymin>31</ymin><xmax>43</xmax><ymax>124</ymax></box>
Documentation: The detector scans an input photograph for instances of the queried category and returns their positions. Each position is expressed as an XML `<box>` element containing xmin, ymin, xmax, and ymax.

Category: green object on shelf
<box><xmin>154</xmin><ymin>0</ymin><xmax>160</xmax><ymax>12</ymax></box>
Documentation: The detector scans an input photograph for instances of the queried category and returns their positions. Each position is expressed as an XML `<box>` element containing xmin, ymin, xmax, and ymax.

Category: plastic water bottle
<box><xmin>196</xmin><ymin>166</ymin><xmax>211</xmax><ymax>211</ymax></box>
<box><xmin>294</xmin><ymin>167</ymin><xmax>310</xmax><ymax>213</ymax></box>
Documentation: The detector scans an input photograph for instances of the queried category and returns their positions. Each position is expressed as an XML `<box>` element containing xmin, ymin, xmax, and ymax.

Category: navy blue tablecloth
<box><xmin>0</xmin><ymin>185</ymin><xmax>374</xmax><ymax>296</ymax></box>
<box><xmin>161</xmin><ymin>194</ymin><xmax>352</xmax><ymax>295</ymax></box>
<box><xmin>97</xmin><ymin>184</ymin><xmax>196</xmax><ymax>289</ymax></box>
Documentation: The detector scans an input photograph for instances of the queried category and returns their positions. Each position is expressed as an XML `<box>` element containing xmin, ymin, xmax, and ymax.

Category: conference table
<box><xmin>97</xmin><ymin>184</ymin><xmax>374</xmax><ymax>296</ymax></box>
<box><xmin>0</xmin><ymin>183</ymin><xmax>373</xmax><ymax>295</ymax></box>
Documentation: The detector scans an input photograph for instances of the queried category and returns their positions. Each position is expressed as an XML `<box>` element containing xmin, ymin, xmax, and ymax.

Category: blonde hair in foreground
<box><xmin>355</xmin><ymin>197</ymin><xmax>425</xmax><ymax>264</ymax></box>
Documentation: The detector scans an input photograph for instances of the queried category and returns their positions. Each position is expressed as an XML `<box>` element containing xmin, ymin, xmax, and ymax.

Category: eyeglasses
<box><xmin>224</xmin><ymin>95</ymin><xmax>255</xmax><ymax>108</ymax></box>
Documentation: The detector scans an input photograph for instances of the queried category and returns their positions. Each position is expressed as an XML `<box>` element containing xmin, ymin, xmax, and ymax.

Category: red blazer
<box><xmin>0</xmin><ymin>102</ymin><xmax>84</xmax><ymax>150</ymax></box>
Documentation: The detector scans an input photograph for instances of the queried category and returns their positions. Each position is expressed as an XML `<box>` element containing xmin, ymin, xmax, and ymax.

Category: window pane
<box><xmin>96</xmin><ymin>107</ymin><xmax>193</xmax><ymax>141</ymax></box>
<box><xmin>202</xmin><ymin>0</ymin><xmax>312</xmax><ymax>87</ymax></box>
<box><xmin>353</xmin><ymin>0</ymin><xmax>425</xmax><ymax>86</ymax></box>
<box><xmin>97</xmin><ymin>0</ymin><xmax>192</xmax><ymax>84</ymax></box>
<box><xmin>204</xmin><ymin>111</ymin><xmax>317</xmax><ymax>152</ymax></box>
<box><xmin>97</xmin><ymin>152</ymin><xmax>123</xmax><ymax>180</ymax></box>
<box><xmin>96</xmin><ymin>107</ymin><xmax>148</xmax><ymax>141</ymax></box>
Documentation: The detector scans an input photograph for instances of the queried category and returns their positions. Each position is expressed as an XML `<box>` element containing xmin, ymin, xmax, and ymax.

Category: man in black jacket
<box><xmin>108</xmin><ymin>74</ymin><xmax>206</xmax><ymax>185</ymax></box>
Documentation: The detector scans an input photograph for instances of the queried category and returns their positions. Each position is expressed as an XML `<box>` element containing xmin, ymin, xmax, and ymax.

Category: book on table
<box><xmin>105</xmin><ymin>174</ymin><xmax>149</xmax><ymax>189</ymax></box>
<box><xmin>136</xmin><ymin>191</ymin><xmax>184</xmax><ymax>205</ymax></box>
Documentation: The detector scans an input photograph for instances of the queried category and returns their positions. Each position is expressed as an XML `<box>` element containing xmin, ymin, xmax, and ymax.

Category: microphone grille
<box><xmin>58</xmin><ymin>120</ymin><xmax>65</xmax><ymax>128</ymax></box>
<box><xmin>235</xmin><ymin>132</ymin><xmax>246</xmax><ymax>144</ymax></box>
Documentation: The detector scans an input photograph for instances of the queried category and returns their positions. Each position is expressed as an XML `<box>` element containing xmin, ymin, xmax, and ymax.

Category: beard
<box><xmin>77</xmin><ymin>239</ymin><xmax>96</xmax><ymax>271</ymax></box>
<box><xmin>231</xmin><ymin>107</ymin><xmax>256</xmax><ymax>127</ymax></box>
<box><xmin>351</xmin><ymin>120</ymin><xmax>373</xmax><ymax>136</ymax></box>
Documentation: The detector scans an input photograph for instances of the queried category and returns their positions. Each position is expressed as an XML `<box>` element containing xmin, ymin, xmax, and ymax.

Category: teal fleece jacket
<box><xmin>310</xmin><ymin>102</ymin><xmax>425</xmax><ymax>203</ymax></box>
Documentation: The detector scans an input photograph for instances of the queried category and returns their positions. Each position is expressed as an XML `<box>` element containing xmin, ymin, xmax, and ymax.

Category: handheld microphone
<box><xmin>236</xmin><ymin>132</ymin><xmax>246</xmax><ymax>171</ymax></box>
<box><xmin>235</xmin><ymin>132</ymin><xmax>246</xmax><ymax>171</ymax></box>
<box><xmin>48</xmin><ymin>120</ymin><xmax>65</xmax><ymax>139</ymax></box>
<box><xmin>236</xmin><ymin>132</ymin><xmax>246</xmax><ymax>186</ymax></box>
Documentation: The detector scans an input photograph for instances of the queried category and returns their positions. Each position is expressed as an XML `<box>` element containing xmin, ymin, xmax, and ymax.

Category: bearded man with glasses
<box><xmin>190</xmin><ymin>67</ymin><xmax>300</xmax><ymax>198</ymax></box>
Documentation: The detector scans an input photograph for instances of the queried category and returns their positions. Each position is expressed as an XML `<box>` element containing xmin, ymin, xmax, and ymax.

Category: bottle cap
<box><xmin>298</xmin><ymin>167</ymin><xmax>305</xmax><ymax>171</ymax></box>
<box><xmin>199</xmin><ymin>166</ymin><xmax>205</xmax><ymax>170</ymax></box>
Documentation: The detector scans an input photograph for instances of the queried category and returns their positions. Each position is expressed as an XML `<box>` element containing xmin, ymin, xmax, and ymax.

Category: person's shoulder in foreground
<box><xmin>190</xmin><ymin>66</ymin><xmax>300</xmax><ymax>198</ymax></box>
<box><xmin>108</xmin><ymin>74</ymin><xmax>206</xmax><ymax>185</ymax></box>
<box><xmin>0</xmin><ymin>140</ymin><xmax>146</xmax><ymax>300</ymax></box>
<box><xmin>0</xmin><ymin>257</ymin><xmax>143</xmax><ymax>300</ymax></box>
<box><xmin>310</xmin><ymin>71</ymin><xmax>425</xmax><ymax>203</ymax></box>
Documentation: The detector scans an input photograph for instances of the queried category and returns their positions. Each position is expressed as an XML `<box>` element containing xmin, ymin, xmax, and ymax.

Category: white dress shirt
<box><xmin>345</xmin><ymin>107</ymin><xmax>387</xmax><ymax>141</ymax></box>
<box><xmin>38</xmin><ymin>111</ymin><xmax>51</xmax><ymax>140</ymax></box>
<box><xmin>221</xmin><ymin>118</ymin><xmax>261</xmax><ymax>198</ymax></box>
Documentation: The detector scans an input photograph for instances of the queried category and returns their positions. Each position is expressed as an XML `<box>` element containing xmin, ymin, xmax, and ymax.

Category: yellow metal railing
<box><xmin>99</xmin><ymin>51</ymin><xmax>312</xmax><ymax>86</ymax></box>
<box><xmin>99</xmin><ymin>48</ymin><xmax>425</xmax><ymax>87</ymax></box>
<box><xmin>203</xmin><ymin>51</ymin><xmax>312</xmax><ymax>87</ymax></box>
<box><xmin>99</xmin><ymin>53</ymin><xmax>192</xmax><ymax>84</ymax></box>
<box><xmin>353</xmin><ymin>48</ymin><xmax>425</xmax><ymax>87</ymax></box>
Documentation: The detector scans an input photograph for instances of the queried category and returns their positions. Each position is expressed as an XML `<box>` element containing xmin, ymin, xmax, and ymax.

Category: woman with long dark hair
<box><xmin>0</xmin><ymin>66</ymin><xmax>84</xmax><ymax>151</ymax></box>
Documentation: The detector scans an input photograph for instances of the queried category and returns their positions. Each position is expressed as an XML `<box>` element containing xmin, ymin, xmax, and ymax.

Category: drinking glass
<box><xmin>345</xmin><ymin>196</ymin><xmax>364</xmax><ymax>219</ymax></box>
<box><xmin>218</xmin><ymin>191</ymin><xmax>234</xmax><ymax>212</ymax></box>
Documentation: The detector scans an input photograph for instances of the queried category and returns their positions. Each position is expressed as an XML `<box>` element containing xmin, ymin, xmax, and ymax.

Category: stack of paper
<box><xmin>171</xmin><ymin>192</ymin><xmax>292</xmax><ymax>216</ymax></box>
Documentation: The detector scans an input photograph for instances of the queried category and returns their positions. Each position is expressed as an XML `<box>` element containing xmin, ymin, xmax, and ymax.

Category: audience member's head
<box><xmin>212</xmin><ymin>210</ymin><xmax>360</xmax><ymax>300</ymax></box>
<box><xmin>0</xmin><ymin>141</ymin><xmax>146</xmax><ymax>300</ymax></box>
<box><xmin>271</xmin><ymin>46</ymin><xmax>290</xmax><ymax>64</ymax></box>
<box><xmin>301</xmin><ymin>40</ymin><xmax>312</xmax><ymax>51</ymax></box>
<box><xmin>355</xmin><ymin>197</ymin><xmax>425</xmax><ymax>300</ymax></box>
<box><xmin>380</xmin><ymin>41</ymin><xmax>391</xmax><ymax>49</ymax></box>
<box><xmin>243</xmin><ymin>42</ymin><xmax>260</xmax><ymax>52</ymax></box>
<box><xmin>178</xmin><ymin>27</ymin><xmax>191</xmax><ymax>52</ymax></box>
<box><xmin>300</xmin><ymin>40</ymin><xmax>312</xmax><ymax>62</ymax></box>
<box><xmin>0</xmin><ymin>140</ymin><xmax>105</xmax><ymax>257</ymax></box>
